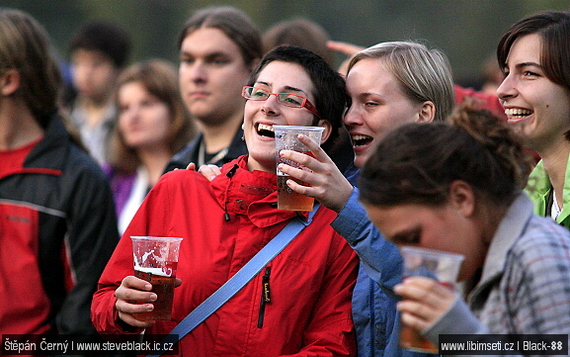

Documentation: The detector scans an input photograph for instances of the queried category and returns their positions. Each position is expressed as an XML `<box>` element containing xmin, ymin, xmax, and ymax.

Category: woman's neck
<box><xmin>538</xmin><ymin>142</ymin><xmax>570</xmax><ymax>206</ymax></box>
<box><xmin>137</xmin><ymin>146</ymin><xmax>172</xmax><ymax>186</ymax></box>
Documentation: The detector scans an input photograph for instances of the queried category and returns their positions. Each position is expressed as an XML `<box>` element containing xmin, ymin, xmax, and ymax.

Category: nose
<box><xmin>496</xmin><ymin>72</ymin><xmax>516</xmax><ymax>102</ymax></box>
<box><xmin>261</xmin><ymin>94</ymin><xmax>281</xmax><ymax>116</ymax></box>
<box><xmin>343</xmin><ymin>104</ymin><xmax>363</xmax><ymax>127</ymax></box>
<box><xmin>185</xmin><ymin>61</ymin><xmax>207</xmax><ymax>84</ymax></box>
<box><xmin>121</xmin><ymin>104</ymin><xmax>140</xmax><ymax>123</ymax></box>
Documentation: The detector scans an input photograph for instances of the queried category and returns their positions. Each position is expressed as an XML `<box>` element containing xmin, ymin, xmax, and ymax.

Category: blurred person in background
<box><xmin>66</xmin><ymin>19</ymin><xmax>131</xmax><ymax>165</ymax></box>
<box><xmin>359</xmin><ymin>101</ymin><xmax>570</xmax><ymax>349</ymax></box>
<box><xmin>262</xmin><ymin>17</ymin><xmax>336</xmax><ymax>68</ymax></box>
<box><xmin>0</xmin><ymin>8</ymin><xmax>118</xmax><ymax>338</ymax></box>
<box><xmin>480</xmin><ymin>53</ymin><xmax>504</xmax><ymax>96</ymax></box>
<box><xmin>497</xmin><ymin>10</ymin><xmax>570</xmax><ymax>228</ymax></box>
<box><xmin>105</xmin><ymin>59</ymin><xmax>195</xmax><ymax>234</ymax></box>
<box><xmin>164</xmin><ymin>6</ymin><xmax>262</xmax><ymax>172</ymax></box>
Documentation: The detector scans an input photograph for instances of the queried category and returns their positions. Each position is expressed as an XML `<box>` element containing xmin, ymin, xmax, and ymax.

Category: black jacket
<box><xmin>0</xmin><ymin>115</ymin><xmax>119</xmax><ymax>335</ymax></box>
<box><xmin>164</xmin><ymin>127</ymin><xmax>247</xmax><ymax>173</ymax></box>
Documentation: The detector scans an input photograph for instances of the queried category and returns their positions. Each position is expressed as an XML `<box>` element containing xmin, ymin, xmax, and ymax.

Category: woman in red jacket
<box><xmin>91</xmin><ymin>45</ymin><xmax>358</xmax><ymax>357</ymax></box>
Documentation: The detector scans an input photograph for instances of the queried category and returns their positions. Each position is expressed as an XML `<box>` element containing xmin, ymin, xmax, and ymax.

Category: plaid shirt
<box><xmin>425</xmin><ymin>193</ymin><xmax>570</xmax><ymax>352</ymax></box>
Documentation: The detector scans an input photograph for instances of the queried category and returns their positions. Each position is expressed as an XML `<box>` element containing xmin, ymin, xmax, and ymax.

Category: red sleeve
<box><xmin>91</xmin><ymin>170</ymin><xmax>192</xmax><ymax>333</ymax></box>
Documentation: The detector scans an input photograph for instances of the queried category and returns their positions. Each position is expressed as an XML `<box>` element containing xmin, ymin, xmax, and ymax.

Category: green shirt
<box><xmin>525</xmin><ymin>158</ymin><xmax>570</xmax><ymax>229</ymax></box>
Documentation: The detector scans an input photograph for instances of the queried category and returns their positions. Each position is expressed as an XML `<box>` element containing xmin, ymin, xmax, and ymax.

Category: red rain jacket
<box><xmin>92</xmin><ymin>156</ymin><xmax>358</xmax><ymax>357</ymax></box>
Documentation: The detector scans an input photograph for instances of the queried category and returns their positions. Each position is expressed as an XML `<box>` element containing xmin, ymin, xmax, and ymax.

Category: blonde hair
<box><xmin>348</xmin><ymin>41</ymin><xmax>455</xmax><ymax>122</ymax></box>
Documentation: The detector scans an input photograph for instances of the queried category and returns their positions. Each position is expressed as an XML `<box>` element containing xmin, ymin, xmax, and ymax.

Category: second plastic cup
<box><xmin>131</xmin><ymin>236</ymin><xmax>183</xmax><ymax>321</ymax></box>
<box><xmin>399</xmin><ymin>246</ymin><xmax>465</xmax><ymax>354</ymax></box>
<box><xmin>274</xmin><ymin>125</ymin><xmax>324</xmax><ymax>211</ymax></box>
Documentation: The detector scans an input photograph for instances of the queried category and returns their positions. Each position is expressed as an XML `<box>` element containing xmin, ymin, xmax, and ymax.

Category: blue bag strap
<box><xmin>147</xmin><ymin>204</ymin><xmax>320</xmax><ymax>357</ymax></box>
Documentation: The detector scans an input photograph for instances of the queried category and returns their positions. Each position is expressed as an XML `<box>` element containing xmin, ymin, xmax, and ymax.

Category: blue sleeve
<box><xmin>331</xmin><ymin>187</ymin><xmax>403</xmax><ymax>291</ymax></box>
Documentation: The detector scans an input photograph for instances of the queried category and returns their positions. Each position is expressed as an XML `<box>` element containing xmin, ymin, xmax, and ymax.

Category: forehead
<box><xmin>118</xmin><ymin>81</ymin><xmax>147</xmax><ymax>97</ymax></box>
<box><xmin>71</xmin><ymin>48</ymin><xmax>113</xmax><ymax>64</ymax></box>
<box><xmin>365</xmin><ymin>203</ymin><xmax>416</xmax><ymax>236</ymax></box>
<box><xmin>506</xmin><ymin>33</ymin><xmax>542</xmax><ymax>65</ymax></box>
<box><xmin>180</xmin><ymin>27</ymin><xmax>243</xmax><ymax>59</ymax></box>
<box><xmin>365</xmin><ymin>202</ymin><xmax>450</xmax><ymax>240</ymax></box>
<box><xmin>255</xmin><ymin>61</ymin><xmax>314</xmax><ymax>93</ymax></box>
<box><xmin>346</xmin><ymin>58</ymin><xmax>402</xmax><ymax>95</ymax></box>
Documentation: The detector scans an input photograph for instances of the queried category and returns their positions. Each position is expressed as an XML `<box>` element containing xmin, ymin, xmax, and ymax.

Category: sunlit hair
<box><xmin>347</xmin><ymin>41</ymin><xmax>455</xmax><ymax>122</ymax></box>
<box><xmin>178</xmin><ymin>6</ymin><xmax>262</xmax><ymax>68</ymax></box>
<box><xmin>497</xmin><ymin>10</ymin><xmax>570</xmax><ymax>92</ymax></box>
<box><xmin>359</xmin><ymin>100</ymin><xmax>532</xmax><ymax>208</ymax></box>
<box><xmin>109</xmin><ymin>59</ymin><xmax>195</xmax><ymax>174</ymax></box>
<box><xmin>247</xmin><ymin>46</ymin><xmax>348</xmax><ymax>154</ymax></box>
<box><xmin>0</xmin><ymin>8</ymin><xmax>61</xmax><ymax>128</ymax></box>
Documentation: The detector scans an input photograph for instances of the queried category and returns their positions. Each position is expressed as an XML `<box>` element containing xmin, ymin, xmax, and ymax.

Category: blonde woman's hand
<box><xmin>278</xmin><ymin>134</ymin><xmax>354</xmax><ymax>213</ymax></box>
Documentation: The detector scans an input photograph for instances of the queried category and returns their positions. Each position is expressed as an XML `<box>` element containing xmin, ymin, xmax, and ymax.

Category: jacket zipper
<box><xmin>257</xmin><ymin>266</ymin><xmax>271</xmax><ymax>328</ymax></box>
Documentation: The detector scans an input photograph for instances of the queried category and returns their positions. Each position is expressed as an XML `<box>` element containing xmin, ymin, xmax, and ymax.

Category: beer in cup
<box><xmin>131</xmin><ymin>236</ymin><xmax>183</xmax><ymax>321</ymax></box>
<box><xmin>274</xmin><ymin>125</ymin><xmax>324</xmax><ymax>211</ymax></box>
<box><xmin>399</xmin><ymin>246</ymin><xmax>464</xmax><ymax>353</ymax></box>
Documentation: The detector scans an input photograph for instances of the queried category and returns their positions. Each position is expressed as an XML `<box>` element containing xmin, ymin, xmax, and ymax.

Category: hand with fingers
<box><xmin>114</xmin><ymin>276</ymin><xmax>182</xmax><ymax>328</ymax></box>
<box><xmin>277</xmin><ymin>134</ymin><xmax>354</xmax><ymax>213</ymax></box>
<box><xmin>185</xmin><ymin>162</ymin><xmax>222</xmax><ymax>182</ymax></box>
<box><xmin>393</xmin><ymin>276</ymin><xmax>458</xmax><ymax>333</ymax></box>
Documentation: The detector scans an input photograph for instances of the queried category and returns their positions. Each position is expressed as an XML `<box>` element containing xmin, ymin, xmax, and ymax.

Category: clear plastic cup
<box><xmin>131</xmin><ymin>236</ymin><xmax>183</xmax><ymax>321</ymax></box>
<box><xmin>274</xmin><ymin>125</ymin><xmax>324</xmax><ymax>211</ymax></box>
<box><xmin>399</xmin><ymin>246</ymin><xmax>465</xmax><ymax>353</ymax></box>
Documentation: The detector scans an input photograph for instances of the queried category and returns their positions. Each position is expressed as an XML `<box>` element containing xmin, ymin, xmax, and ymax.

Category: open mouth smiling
<box><xmin>505</xmin><ymin>108</ymin><xmax>533</xmax><ymax>120</ymax></box>
<box><xmin>257</xmin><ymin>123</ymin><xmax>275</xmax><ymax>138</ymax></box>
<box><xmin>351</xmin><ymin>134</ymin><xmax>373</xmax><ymax>147</ymax></box>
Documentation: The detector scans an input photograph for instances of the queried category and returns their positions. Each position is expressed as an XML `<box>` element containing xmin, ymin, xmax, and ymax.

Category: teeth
<box><xmin>351</xmin><ymin>134</ymin><xmax>370</xmax><ymax>141</ymax></box>
<box><xmin>351</xmin><ymin>134</ymin><xmax>373</xmax><ymax>147</ymax></box>
<box><xmin>505</xmin><ymin>108</ymin><xmax>533</xmax><ymax>117</ymax></box>
<box><xmin>258</xmin><ymin>123</ymin><xmax>274</xmax><ymax>132</ymax></box>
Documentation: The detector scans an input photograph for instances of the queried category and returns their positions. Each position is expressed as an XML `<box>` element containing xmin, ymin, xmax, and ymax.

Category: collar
<box><xmin>525</xmin><ymin>156</ymin><xmax>570</xmax><ymax>224</ymax></box>
<box><xmin>24</xmin><ymin>115</ymin><xmax>72</xmax><ymax>171</ymax></box>
<box><xmin>70</xmin><ymin>98</ymin><xmax>116</xmax><ymax>128</ymax></box>
<box><xmin>468</xmin><ymin>193</ymin><xmax>534</xmax><ymax>302</ymax></box>
<box><xmin>211</xmin><ymin>156</ymin><xmax>307</xmax><ymax>228</ymax></box>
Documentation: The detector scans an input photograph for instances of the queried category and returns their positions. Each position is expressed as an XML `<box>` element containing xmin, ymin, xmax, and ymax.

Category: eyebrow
<box><xmin>390</xmin><ymin>227</ymin><xmax>421</xmax><ymax>244</ymax></box>
<box><xmin>513</xmin><ymin>61</ymin><xmax>543</xmax><ymax>70</ymax></box>
<box><xmin>179</xmin><ymin>50</ymin><xmax>231</xmax><ymax>59</ymax></box>
<box><xmin>256</xmin><ymin>81</ymin><xmax>307</xmax><ymax>95</ymax></box>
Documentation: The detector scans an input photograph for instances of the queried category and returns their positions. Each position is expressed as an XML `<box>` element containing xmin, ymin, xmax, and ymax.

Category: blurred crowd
<box><xmin>1</xmin><ymin>5</ymin><xmax>569</xmax><ymax>357</ymax></box>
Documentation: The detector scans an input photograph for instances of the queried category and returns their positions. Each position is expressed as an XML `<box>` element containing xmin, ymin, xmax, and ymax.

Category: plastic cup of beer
<box><xmin>399</xmin><ymin>246</ymin><xmax>465</xmax><ymax>354</ymax></box>
<box><xmin>130</xmin><ymin>236</ymin><xmax>183</xmax><ymax>321</ymax></box>
<box><xmin>273</xmin><ymin>125</ymin><xmax>325</xmax><ymax>211</ymax></box>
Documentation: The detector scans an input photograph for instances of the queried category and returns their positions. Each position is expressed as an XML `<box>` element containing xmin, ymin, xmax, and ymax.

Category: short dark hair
<box><xmin>69</xmin><ymin>20</ymin><xmax>131</xmax><ymax>68</ymax></box>
<box><xmin>247</xmin><ymin>45</ymin><xmax>348</xmax><ymax>154</ymax></box>
<box><xmin>497</xmin><ymin>11</ymin><xmax>570</xmax><ymax>92</ymax></box>
<box><xmin>178</xmin><ymin>6</ymin><xmax>262</xmax><ymax>68</ymax></box>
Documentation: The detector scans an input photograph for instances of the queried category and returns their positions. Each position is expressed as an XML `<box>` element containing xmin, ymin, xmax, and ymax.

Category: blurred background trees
<box><xmin>3</xmin><ymin>0</ymin><xmax>570</xmax><ymax>89</ymax></box>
